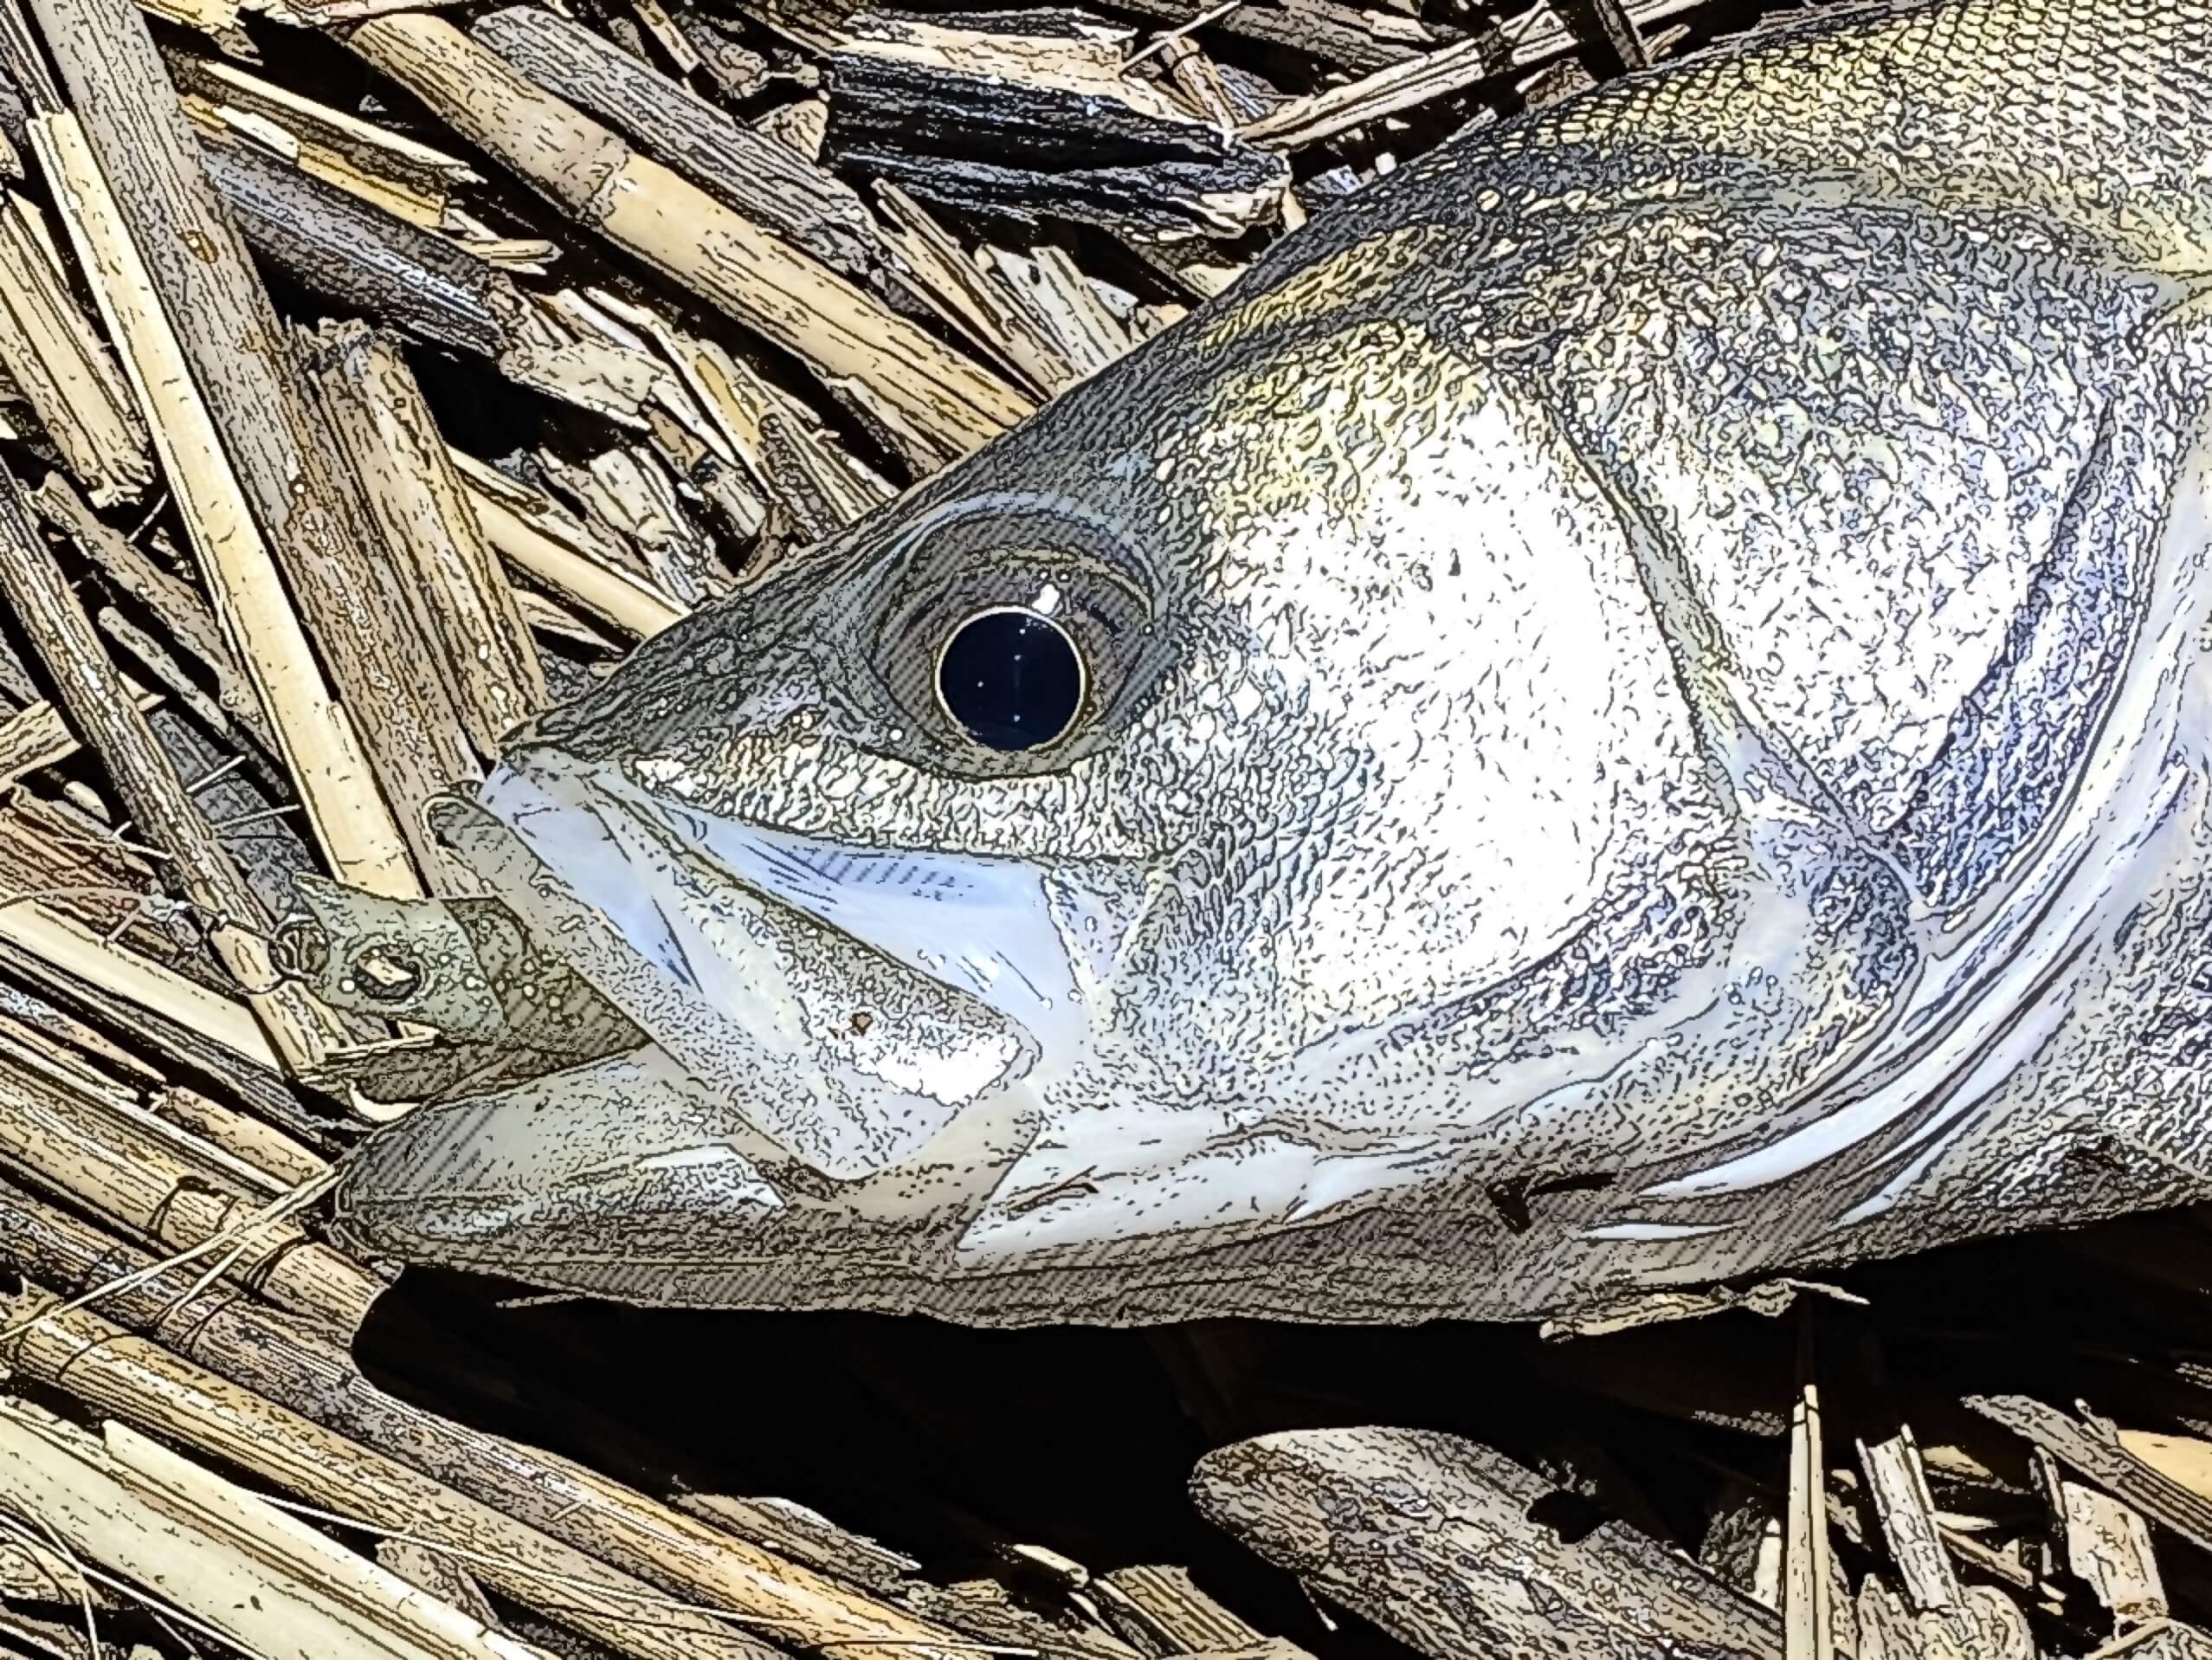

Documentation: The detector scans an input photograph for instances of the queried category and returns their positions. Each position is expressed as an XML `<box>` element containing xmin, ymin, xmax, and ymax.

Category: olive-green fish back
<box><xmin>1473</xmin><ymin>0</ymin><xmax>2212</xmax><ymax>273</ymax></box>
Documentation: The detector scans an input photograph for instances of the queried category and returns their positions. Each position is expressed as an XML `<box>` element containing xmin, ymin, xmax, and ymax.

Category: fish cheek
<box><xmin>1132</xmin><ymin>320</ymin><xmax>1708</xmax><ymax>1064</ymax></box>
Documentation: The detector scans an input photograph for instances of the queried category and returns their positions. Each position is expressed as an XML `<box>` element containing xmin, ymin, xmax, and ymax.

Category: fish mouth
<box><xmin>444</xmin><ymin>746</ymin><xmax>1114</xmax><ymax>1181</ymax></box>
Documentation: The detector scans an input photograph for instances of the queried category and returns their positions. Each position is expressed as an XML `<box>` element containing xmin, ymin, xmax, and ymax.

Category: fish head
<box><xmin>328</xmin><ymin>210</ymin><xmax>1747</xmax><ymax>1319</ymax></box>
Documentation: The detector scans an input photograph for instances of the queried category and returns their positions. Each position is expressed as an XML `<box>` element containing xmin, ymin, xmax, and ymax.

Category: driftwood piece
<box><xmin>1853</xmin><ymin>1579</ymin><xmax>2031</xmax><ymax>1660</ymax></box>
<box><xmin>1557</xmin><ymin>0</ymin><xmax>1650</xmax><ymax>72</ymax></box>
<box><xmin>148</xmin><ymin>1081</ymin><xmax>329</xmax><ymax>1189</ymax></box>
<box><xmin>826</xmin><ymin>11</ymin><xmax>1289</xmax><ymax>242</ymax></box>
<box><xmin>1097</xmin><ymin>1563</ymin><xmax>1281</xmax><ymax>1655</ymax></box>
<box><xmin>674</xmin><ymin>1492</ymin><xmax>919</xmax><ymax>1595</ymax></box>
<box><xmin>28</xmin><ymin>0</ymin><xmax>435</xmax><ymax>900</ymax></box>
<box><xmin>471</xmin><ymin>5</ymin><xmax>878</xmax><ymax>280</ymax></box>
<box><xmin>1104</xmin><ymin>0</ymin><xmax>1440</xmax><ymax>74</ymax></box>
<box><xmin>380</xmin><ymin>1537</ymin><xmax>503</xmax><ymax>1631</ymax></box>
<box><xmin>1243</xmin><ymin>0</ymin><xmax>1709</xmax><ymax>149</ymax></box>
<box><xmin>1783</xmin><ymin>1366</ymin><xmax>1836</xmax><ymax>1660</ymax></box>
<box><xmin>346</xmin><ymin>14</ymin><xmax>1028</xmax><ymax>470</ymax></box>
<box><xmin>537</xmin><ymin>442</ymin><xmax>722</xmax><ymax>606</ymax></box>
<box><xmin>0</xmin><ymin>686</ymin><xmax>158</xmax><ymax>790</ymax></box>
<box><xmin>0</xmin><ymin>465</ymin><xmax>342</xmax><ymax>1070</ymax></box>
<box><xmin>874</xmin><ymin>182</ymin><xmax>1066</xmax><ymax>397</ymax></box>
<box><xmin>306</xmin><ymin>321</ymin><xmax>545</xmax><ymax>765</ymax></box>
<box><xmin>1191</xmin><ymin>1426</ymin><xmax>1783</xmax><ymax>1660</ymax></box>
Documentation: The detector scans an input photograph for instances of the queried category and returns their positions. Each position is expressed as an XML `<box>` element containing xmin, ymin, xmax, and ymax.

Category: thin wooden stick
<box><xmin>30</xmin><ymin>472</ymin><xmax>281</xmax><ymax>768</ymax></box>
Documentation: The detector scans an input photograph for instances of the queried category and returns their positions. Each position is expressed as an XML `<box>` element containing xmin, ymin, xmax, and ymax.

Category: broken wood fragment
<box><xmin>1968</xmin><ymin>1396</ymin><xmax>2212</xmax><ymax>1559</ymax></box>
<box><xmin>449</xmin><ymin>448</ymin><xmax>690</xmax><ymax>639</ymax></box>
<box><xmin>199</xmin><ymin>134</ymin><xmax>519</xmax><ymax>360</ymax></box>
<box><xmin>2034</xmin><ymin>1446</ymin><xmax>2170</xmax><ymax>1631</ymax></box>
<box><xmin>1857</xmin><ymin>1424</ymin><xmax>1963</xmax><ymax>1613</ymax></box>
<box><xmin>826</xmin><ymin>10</ymin><xmax>1289</xmax><ymax>242</ymax></box>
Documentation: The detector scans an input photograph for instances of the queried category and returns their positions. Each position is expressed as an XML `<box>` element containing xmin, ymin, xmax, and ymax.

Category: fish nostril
<box><xmin>270</xmin><ymin>916</ymin><xmax>331</xmax><ymax>982</ymax></box>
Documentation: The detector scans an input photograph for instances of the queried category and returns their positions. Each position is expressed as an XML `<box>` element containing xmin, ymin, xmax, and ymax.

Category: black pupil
<box><xmin>937</xmin><ymin>609</ymin><xmax>1082</xmax><ymax>751</ymax></box>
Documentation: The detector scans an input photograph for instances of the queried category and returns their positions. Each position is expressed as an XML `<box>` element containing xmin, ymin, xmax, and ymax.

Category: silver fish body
<box><xmin>330</xmin><ymin>0</ymin><xmax>2212</xmax><ymax>1325</ymax></box>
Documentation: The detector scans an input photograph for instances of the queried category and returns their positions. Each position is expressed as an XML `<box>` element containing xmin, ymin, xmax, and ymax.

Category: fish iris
<box><xmin>934</xmin><ymin>606</ymin><xmax>1083</xmax><ymax>751</ymax></box>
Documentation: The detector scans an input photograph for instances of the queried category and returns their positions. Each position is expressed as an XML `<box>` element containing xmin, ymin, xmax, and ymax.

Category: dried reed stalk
<box><xmin>0</xmin><ymin>1404</ymin><xmax>557</xmax><ymax>1660</ymax></box>
<box><xmin>307</xmin><ymin>323</ymin><xmax>549</xmax><ymax>762</ymax></box>
<box><xmin>32</xmin><ymin>106</ymin><xmax>418</xmax><ymax>899</ymax></box>
<box><xmin>345</xmin><ymin>13</ymin><xmax>1032</xmax><ymax>469</ymax></box>
<box><xmin>0</xmin><ymin>465</ymin><xmax>343</xmax><ymax>1070</ymax></box>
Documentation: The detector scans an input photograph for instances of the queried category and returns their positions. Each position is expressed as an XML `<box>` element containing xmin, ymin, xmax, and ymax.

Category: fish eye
<box><xmin>867</xmin><ymin>495</ymin><xmax>1165</xmax><ymax>765</ymax></box>
<box><xmin>933</xmin><ymin>605</ymin><xmax>1086</xmax><ymax>752</ymax></box>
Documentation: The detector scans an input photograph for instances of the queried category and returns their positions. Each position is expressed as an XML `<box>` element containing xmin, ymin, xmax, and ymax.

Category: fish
<box><xmin>323</xmin><ymin>0</ymin><xmax>2212</xmax><ymax>1328</ymax></box>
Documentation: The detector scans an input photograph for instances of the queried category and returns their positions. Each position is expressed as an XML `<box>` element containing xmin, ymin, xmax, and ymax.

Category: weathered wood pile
<box><xmin>0</xmin><ymin>0</ymin><xmax>2200</xmax><ymax>1655</ymax></box>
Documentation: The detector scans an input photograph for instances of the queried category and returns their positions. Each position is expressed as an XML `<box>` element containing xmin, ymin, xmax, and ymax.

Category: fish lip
<box><xmin>423</xmin><ymin>744</ymin><xmax>1094</xmax><ymax>1182</ymax></box>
